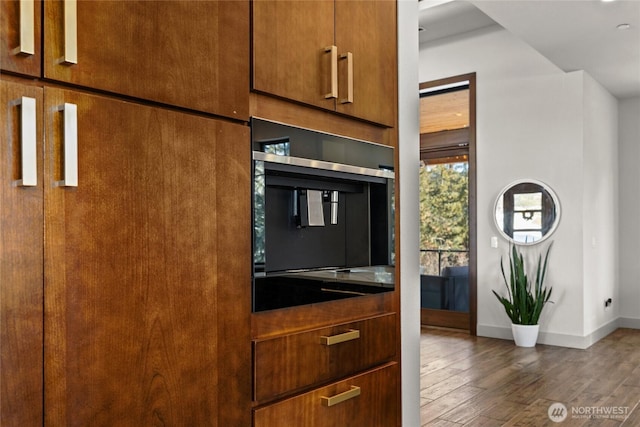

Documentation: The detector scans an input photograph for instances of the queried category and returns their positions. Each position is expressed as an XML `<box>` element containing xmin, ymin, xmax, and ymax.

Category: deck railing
<box><xmin>420</xmin><ymin>248</ymin><xmax>469</xmax><ymax>276</ymax></box>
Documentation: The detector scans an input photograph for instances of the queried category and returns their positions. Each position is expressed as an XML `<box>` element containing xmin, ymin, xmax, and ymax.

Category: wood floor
<box><xmin>420</xmin><ymin>327</ymin><xmax>640</xmax><ymax>426</ymax></box>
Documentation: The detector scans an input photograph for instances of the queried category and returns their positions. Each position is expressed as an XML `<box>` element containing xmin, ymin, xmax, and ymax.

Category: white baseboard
<box><xmin>619</xmin><ymin>317</ymin><xmax>640</xmax><ymax>329</ymax></box>
<box><xmin>477</xmin><ymin>318</ymin><xmax>627</xmax><ymax>349</ymax></box>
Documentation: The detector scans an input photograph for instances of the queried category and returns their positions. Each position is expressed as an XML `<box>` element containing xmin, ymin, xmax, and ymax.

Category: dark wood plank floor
<box><xmin>420</xmin><ymin>327</ymin><xmax>640</xmax><ymax>426</ymax></box>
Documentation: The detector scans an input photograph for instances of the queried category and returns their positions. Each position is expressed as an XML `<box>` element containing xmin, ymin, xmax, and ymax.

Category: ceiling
<box><xmin>420</xmin><ymin>89</ymin><xmax>470</xmax><ymax>133</ymax></box>
<box><xmin>419</xmin><ymin>0</ymin><xmax>640</xmax><ymax>99</ymax></box>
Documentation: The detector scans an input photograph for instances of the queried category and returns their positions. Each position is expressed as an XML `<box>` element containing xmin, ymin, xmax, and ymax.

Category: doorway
<box><xmin>418</xmin><ymin>73</ymin><xmax>476</xmax><ymax>334</ymax></box>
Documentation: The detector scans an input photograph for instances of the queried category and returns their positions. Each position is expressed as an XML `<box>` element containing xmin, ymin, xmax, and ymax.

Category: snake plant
<box><xmin>492</xmin><ymin>243</ymin><xmax>553</xmax><ymax>325</ymax></box>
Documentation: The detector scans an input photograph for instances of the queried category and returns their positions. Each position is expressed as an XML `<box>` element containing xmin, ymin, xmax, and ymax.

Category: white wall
<box><xmin>582</xmin><ymin>73</ymin><xmax>619</xmax><ymax>341</ymax></box>
<box><xmin>418</xmin><ymin>23</ymin><xmax>620</xmax><ymax>348</ymax></box>
<box><xmin>619</xmin><ymin>97</ymin><xmax>640</xmax><ymax>327</ymax></box>
<box><xmin>398</xmin><ymin>1</ymin><xmax>421</xmax><ymax>426</ymax></box>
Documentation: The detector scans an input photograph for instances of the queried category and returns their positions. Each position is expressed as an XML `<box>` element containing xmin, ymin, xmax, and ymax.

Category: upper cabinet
<box><xmin>0</xmin><ymin>0</ymin><xmax>43</xmax><ymax>77</ymax></box>
<box><xmin>252</xmin><ymin>0</ymin><xmax>397</xmax><ymax>127</ymax></box>
<box><xmin>3</xmin><ymin>1</ymin><xmax>249</xmax><ymax>120</ymax></box>
<box><xmin>34</xmin><ymin>0</ymin><xmax>249</xmax><ymax>120</ymax></box>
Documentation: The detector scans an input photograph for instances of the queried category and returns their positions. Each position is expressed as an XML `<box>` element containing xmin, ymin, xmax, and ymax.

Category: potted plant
<box><xmin>492</xmin><ymin>243</ymin><xmax>553</xmax><ymax>347</ymax></box>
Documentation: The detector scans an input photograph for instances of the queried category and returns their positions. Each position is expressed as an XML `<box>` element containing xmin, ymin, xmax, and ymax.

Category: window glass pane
<box><xmin>514</xmin><ymin>192</ymin><xmax>542</xmax><ymax>210</ymax></box>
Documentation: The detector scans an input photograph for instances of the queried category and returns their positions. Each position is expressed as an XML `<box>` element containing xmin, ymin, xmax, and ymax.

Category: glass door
<box><xmin>419</xmin><ymin>74</ymin><xmax>476</xmax><ymax>332</ymax></box>
<box><xmin>419</xmin><ymin>155</ymin><xmax>470</xmax><ymax>329</ymax></box>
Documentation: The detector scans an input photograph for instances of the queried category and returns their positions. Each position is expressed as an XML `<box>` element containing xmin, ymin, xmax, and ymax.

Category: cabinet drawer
<box><xmin>253</xmin><ymin>313</ymin><xmax>396</xmax><ymax>402</ymax></box>
<box><xmin>253</xmin><ymin>363</ymin><xmax>399</xmax><ymax>427</ymax></box>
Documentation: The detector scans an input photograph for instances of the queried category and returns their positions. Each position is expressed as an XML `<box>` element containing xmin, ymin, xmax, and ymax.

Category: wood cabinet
<box><xmin>253</xmin><ymin>313</ymin><xmax>397</xmax><ymax>402</ymax></box>
<box><xmin>2</xmin><ymin>0</ymin><xmax>249</xmax><ymax>120</ymax></box>
<box><xmin>43</xmin><ymin>0</ymin><xmax>249</xmax><ymax>120</ymax></box>
<box><xmin>0</xmin><ymin>0</ymin><xmax>42</xmax><ymax>77</ymax></box>
<box><xmin>252</xmin><ymin>303</ymin><xmax>400</xmax><ymax>426</ymax></box>
<box><xmin>41</xmin><ymin>87</ymin><xmax>251</xmax><ymax>426</ymax></box>
<box><xmin>252</xmin><ymin>0</ymin><xmax>397</xmax><ymax>127</ymax></box>
<box><xmin>254</xmin><ymin>363</ymin><xmax>399</xmax><ymax>427</ymax></box>
<box><xmin>1</xmin><ymin>79</ymin><xmax>252</xmax><ymax>425</ymax></box>
<box><xmin>1</xmin><ymin>79</ymin><xmax>44</xmax><ymax>427</ymax></box>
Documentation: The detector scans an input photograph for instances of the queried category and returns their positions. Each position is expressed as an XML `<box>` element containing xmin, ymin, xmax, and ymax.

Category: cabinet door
<box><xmin>335</xmin><ymin>0</ymin><xmax>397</xmax><ymax>127</ymax></box>
<box><xmin>43</xmin><ymin>88</ymin><xmax>251</xmax><ymax>426</ymax></box>
<box><xmin>252</xmin><ymin>0</ymin><xmax>335</xmax><ymax>111</ymax></box>
<box><xmin>0</xmin><ymin>0</ymin><xmax>42</xmax><ymax>76</ymax></box>
<box><xmin>0</xmin><ymin>80</ymin><xmax>44</xmax><ymax>426</ymax></box>
<box><xmin>43</xmin><ymin>0</ymin><xmax>249</xmax><ymax>120</ymax></box>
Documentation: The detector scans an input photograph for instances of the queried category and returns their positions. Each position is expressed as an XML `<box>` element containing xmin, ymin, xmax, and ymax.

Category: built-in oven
<box><xmin>251</xmin><ymin>118</ymin><xmax>395</xmax><ymax>312</ymax></box>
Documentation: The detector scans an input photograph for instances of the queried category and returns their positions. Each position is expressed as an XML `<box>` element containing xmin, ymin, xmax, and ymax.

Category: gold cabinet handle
<box><xmin>340</xmin><ymin>52</ymin><xmax>353</xmax><ymax>104</ymax></box>
<box><xmin>321</xmin><ymin>386</ymin><xmax>361</xmax><ymax>407</ymax></box>
<box><xmin>57</xmin><ymin>103</ymin><xmax>78</xmax><ymax>187</ymax></box>
<box><xmin>17</xmin><ymin>96</ymin><xmax>37</xmax><ymax>186</ymax></box>
<box><xmin>320</xmin><ymin>329</ymin><xmax>360</xmax><ymax>346</ymax></box>
<box><xmin>325</xmin><ymin>45</ymin><xmax>338</xmax><ymax>99</ymax></box>
<box><xmin>64</xmin><ymin>0</ymin><xmax>78</xmax><ymax>64</ymax></box>
<box><xmin>19</xmin><ymin>0</ymin><xmax>35</xmax><ymax>55</ymax></box>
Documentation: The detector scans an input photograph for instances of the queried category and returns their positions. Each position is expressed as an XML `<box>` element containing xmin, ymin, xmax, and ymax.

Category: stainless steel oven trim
<box><xmin>253</xmin><ymin>151</ymin><xmax>395</xmax><ymax>180</ymax></box>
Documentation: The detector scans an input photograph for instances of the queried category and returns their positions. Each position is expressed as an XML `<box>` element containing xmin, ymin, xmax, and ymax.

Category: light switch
<box><xmin>491</xmin><ymin>236</ymin><xmax>498</xmax><ymax>248</ymax></box>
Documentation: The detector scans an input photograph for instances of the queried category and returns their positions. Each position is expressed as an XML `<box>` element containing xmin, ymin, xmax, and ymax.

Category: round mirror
<box><xmin>494</xmin><ymin>179</ymin><xmax>560</xmax><ymax>245</ymax></box>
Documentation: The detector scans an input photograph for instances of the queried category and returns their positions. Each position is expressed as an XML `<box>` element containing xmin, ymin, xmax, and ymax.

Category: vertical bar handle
<box><xmin>19</xmin><ymin>0</ymin><xmax>35</xmax><ymax>55</ymax></box>
<box><xmin>325</xmin><ymin>46</ymin><xmax>338</xmax><ymax>99</ymax></box>
<box><xmin>59</xmin><ymin>103</ymin><xmax>78</xmax><ymax>187</ymax></box>
<box><xmin>64</xmin><ymin>0</ymin><xmax>78</xmax><ymax>64</ymax></box>
<box><xmin>340</xmin><ymin>52</ymin><xmax>353</xmax><ymax>104</ymax></box>
<box><xmin>18</xmin><ymin>96</ymin><xmax>37</xmax><ymax>186</ymax></box>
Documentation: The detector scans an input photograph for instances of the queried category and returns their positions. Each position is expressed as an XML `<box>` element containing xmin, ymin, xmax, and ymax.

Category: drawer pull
<box><xmin>320</xmin><ymin>329</ymin><xmax>360</xmax><ymax>346</ymax></box>
<box><xmin>321</xmin><ymin>385</ymin><xmax>361</xmax><ymax>407</ymax></box>
<box><xmin>19</xmin><ymin>0</ymin><xmax>35</xmax><ymax>55</ymax></box>
<box><xmin>324</xmin><ymin>45</ymin><xmax>338</xmax><ymax>99</ymax></box>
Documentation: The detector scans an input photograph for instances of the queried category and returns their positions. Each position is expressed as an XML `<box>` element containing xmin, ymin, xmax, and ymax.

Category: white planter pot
<box><xmin>511</xmin><ymin>324</ymin><xmax>540</xmax><ymax>347</ymax></box>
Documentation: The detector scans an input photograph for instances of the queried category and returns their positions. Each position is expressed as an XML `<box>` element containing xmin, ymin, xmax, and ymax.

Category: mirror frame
<box><xmin>494</xmin><ymin>179</ymin><xmax>561</xmax><ymax>245</ymax></box>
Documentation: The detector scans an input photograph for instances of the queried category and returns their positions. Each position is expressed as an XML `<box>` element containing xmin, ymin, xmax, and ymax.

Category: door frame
<box><xmin>418</xmin><ymin>72</ymin><xmax>476</xmax><ymax>335</ymax></box>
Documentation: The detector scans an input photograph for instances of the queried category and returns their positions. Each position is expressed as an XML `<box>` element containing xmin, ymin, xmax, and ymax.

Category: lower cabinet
<box><xmin>42</xmin><ymin>87</ymin><xmax>251</xmax><ymax>426</ymax></box>
<box><xmin>1</xmin><ymin>79</ymin><xmax>44</xmax><ymax>427</ymax></box>
<box><xmin>252</xmin><ymin>312</ymin><xmax>399</xmax><ymax>426</ymax></box>
<box><xmin>253</xmin><ymin>363</ymin><xmax>399</xmax><ymax>427</ymax></box>
<box><xmin>2</xmin><ymin>80</ymin><xmax>252</xmax><ymax>426</ymax></box>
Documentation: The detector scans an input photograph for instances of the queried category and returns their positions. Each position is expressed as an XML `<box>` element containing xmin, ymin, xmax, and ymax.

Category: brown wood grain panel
<box><xmin>43</xmin><ymin>87</ymin><xmax>250</xmax><ymax>426</ymax></box>
<box><xmin>251</xmin><ymin>291</ymin><xmax>394</xmax><ymax>339</ymax></box>
<box><xmin>249</xmin><ymin>93</ymin><xmax>395</xmax><ymax>147</ymax></box>
<box><xmin>252</xmin><ymin>0</ymin><xmax>397</xmax><ymax>127</ymax></box>
<box><xmin>0</xmin><ymin>79</ymin><xmax>44</xmax><ymax>427</ymax></box>
<box><xmin>43</xmin><ymin>0</ymin><xmax>249</xmax><ymax>120</ymax></box>
<box><xmin>254</xmin><ymin>363</ymin><xmax>399</xmax><ymax>427</ymax></box>
<box><xmin>253</xmin><ymin>313</ymin><xmax>396</xmax><ymax>403</ymax></box>
<box><xmin>335</xmin><ymin>0</ymin><xmax>397</xmax><ymax>127</ymax></box>
<box><xmin>252</xmin><ymin>0</ymin><xmax>335</xmax><ymax>112</ymax></box>
<box><xmin>214</xmin><ymin>117</ymin><xmax>252</xmax><ymax>427</ymax></box>
<box><xmin>0</xmin><ymin>0</ymin><xmax>42</xmax><ymax>77</ymax></box>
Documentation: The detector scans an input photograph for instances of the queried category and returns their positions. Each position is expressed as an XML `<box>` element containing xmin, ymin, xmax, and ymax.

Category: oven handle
<box><xmin>253</xmin><ymin>151</ymin><xmax>394</xmax><ymax>180</ymax></box>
